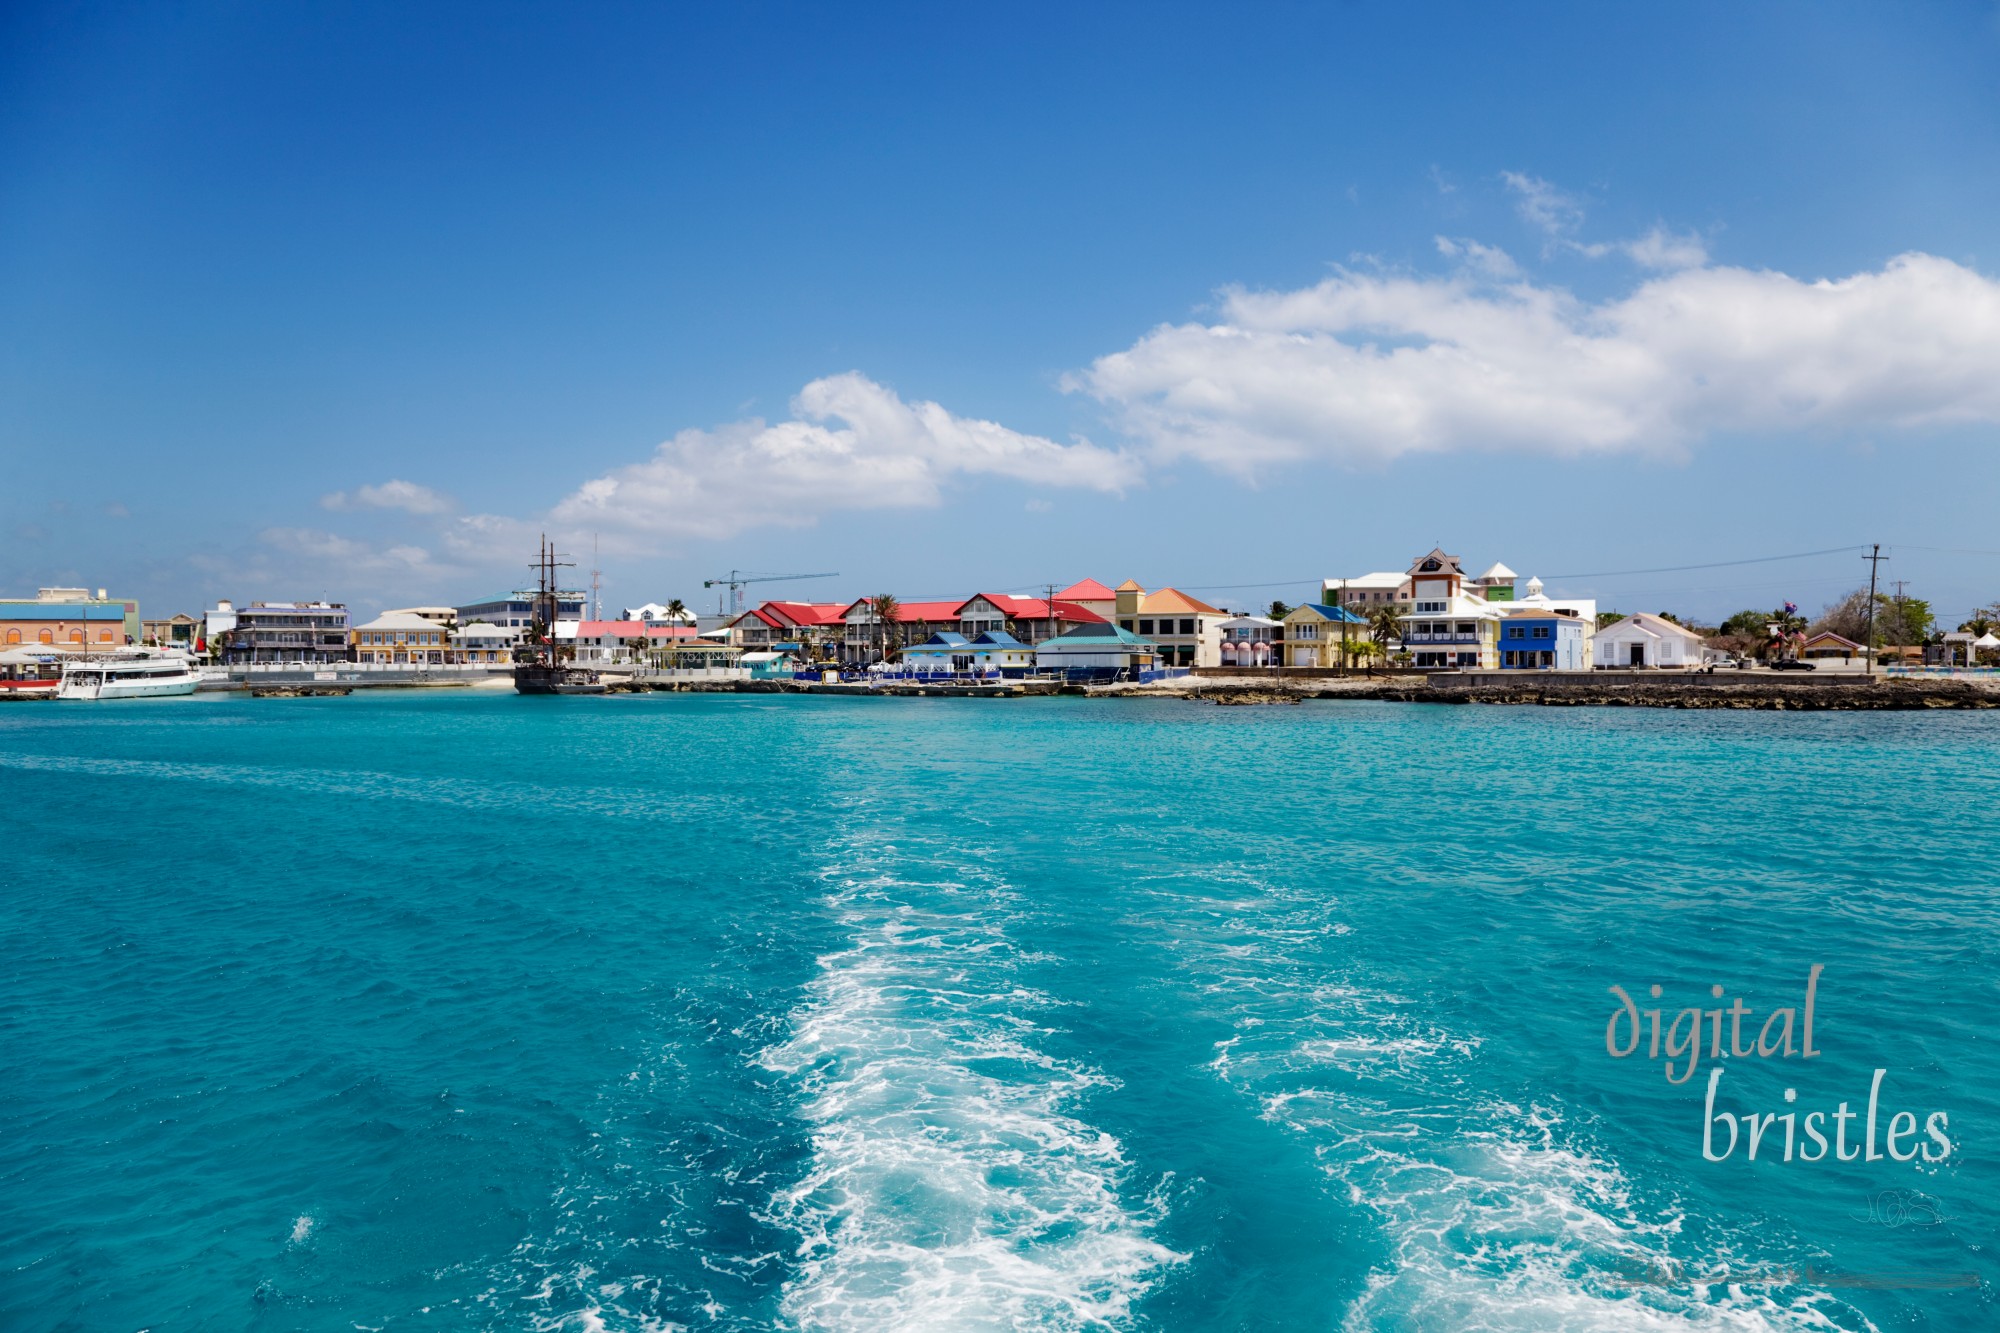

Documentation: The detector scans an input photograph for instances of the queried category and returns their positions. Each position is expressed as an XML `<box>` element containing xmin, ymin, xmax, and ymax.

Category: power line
<box><xmin>1542</xmin><ymin>546</ymin><xmax>1865</xmax><ymax>580</ymax></box>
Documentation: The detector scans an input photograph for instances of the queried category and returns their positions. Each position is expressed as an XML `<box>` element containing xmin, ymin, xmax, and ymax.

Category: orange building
<box><xmin>0</xmin><ymin>588</ymin><xmax>139</xmax><ymax>649</ymax></box>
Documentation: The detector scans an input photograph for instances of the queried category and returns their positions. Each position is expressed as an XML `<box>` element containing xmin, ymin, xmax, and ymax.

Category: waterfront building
<box><xmin>1801</xmin><ymin>630</ymin><xmax>1865</xmax><ymax>662</ymax></box>
<box><xmin>451</xmin><ymin>622</ymin><xmax>514</xmax><ymax>664</ymax></box>
<box><xmin>213</xmin><ymin>601</ymin><xmax>351</xmax><ymax>665</ymax></box>
<box><xmin>1054</xmin><ymin>579</ymin><xmax>1118</xmax><ymax>621</ymax></box>
<box><xmin>1394</xmin><ymin>550</ymin><xmax>1502</xmax><ymax>669</ymax></box>
<box><xmin>1218</xmin><ymin>614</ymin><xmax>1282</xmax><ymax>667</ymax></box>
<box><xmin>455</xmin><ymin>591</ymin><xmax>586</xmax><ymax>639</ymax></box>
<box><xmin>1</xmin><ymin>588</ymin><xmax>139</xmax><ymax>649</ymax></box>
<box><xmin>572</xmin><ymin>620</ymin><xmax>700</xmax><ymax>665</ymax></box>
<box><xmin>623</xmin><ymin>602</ymin><xmax>695</xmax><ymax>623</ymax></box>
<box><xmin>382</xmin><ymin>606</ymin><xmax>457</xmax><ymax>625</ymax></box>
<box><xmin>1111</xmin><ymin>582</ymin><xmax>1226</xmax><ymax>667</ymax></box>
<box><xmin>1320</xmin><ymin>571</ymin><xmax>1409</xmax><ymax>611</ymax></box>
<box><xmin>1033</xmin><ymin>622</ymin><xmax>1159</xmax><ymax>680</ymax></box>
<box><xmin>898</xmin><ymin>631</ymin><xmax>975</xmax><ymax>672</ymax></box>
<box><xmin>1493</xmin><ymin>576</ymin><xmax>1599</xmax><ymax>667</ymax></box>
<box><xmin>742</xmin><ymin>649</ymin><xmax>798</xmax><ymax>679</ymax></box>
<box><xmin>1280</xmin><ymin>603</ymin><xmax>1371</xmax><ymax>667</ymax></box>
<box><xmin>727</xmin><ymin>601</ymin><xmax>848</xmax><ymax>656</ymax></box>
<box><xmin>352</xmin><ymin>611</ymin><xmax>451</xmax><ymax>664</ymax></box>
<box><xmin>954</xmin><ymin>594</ymin><xmax>1104</xmax><ymax>644</ymax></box>
<box><xmin>1593</xmin><ymin>613</ymin><xmax>1706</xmax><ymax>669</ymax></box>
<box><xmin>893</xmin><ymin>630</ymin><xmax>1037</xmax><ymax>677</ymax></box>
<box><xmin>651</xmin><ymin>637</ymin><xmax>745</xmax><ymax>674</ymax></box>
<box><xmin>838</xmin><ymin>599</ymin><xmax>964</xmax><ymax>665</ymax></box>
<box><xmin>141</xmin><ymin>613</ymin><xmax>200</xmax><ymax>647</ymax></box>
<box><xmin>1497</xmin><ymin>607</ymin><xmax>1587</xmax><ymax>670</ymax></box>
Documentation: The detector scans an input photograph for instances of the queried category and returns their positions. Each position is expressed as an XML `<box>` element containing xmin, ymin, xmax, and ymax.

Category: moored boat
<box><xmin>56</xmin><ymin>651</ymin><xmax>201</xmax><ymax>701</ymax></box>
<box><xmin>511</xmin><ymin>535</ymin><xmax>605</xmax><ymax>695</ymax></box>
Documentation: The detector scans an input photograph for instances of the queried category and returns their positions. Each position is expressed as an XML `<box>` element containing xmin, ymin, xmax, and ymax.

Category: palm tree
<box><xmin>665</xmin><ymin>597</ymin><xmax>688</xmax><ymax>624</ymax></box>
<box><xmin>869</xmin><ymin>593</ymin><xmax>901</xmax><ymax>664</ymax></box>
<box><xmin>1367</xmin><ymin>604</ymin><xmax>1402</xmax><ymax>656</ymax></box>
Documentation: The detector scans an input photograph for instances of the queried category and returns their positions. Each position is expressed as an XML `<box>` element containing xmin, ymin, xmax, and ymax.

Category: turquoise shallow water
<box><xmin>0</xmin><ymin>692</ymin><xmax>1993</xmax><ymax>1332</ymax></box>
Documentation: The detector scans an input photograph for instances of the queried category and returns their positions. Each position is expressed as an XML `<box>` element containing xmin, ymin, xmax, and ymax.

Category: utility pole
<box><xmin>1862</xmin><ymin>544</ymin><xmax>1885</xmax><ymax>676</ymax></box>
<box><xmin>1891</xmin><ymin>579</ymin><xmax>1910</xmax><ymax>664</ymax></box>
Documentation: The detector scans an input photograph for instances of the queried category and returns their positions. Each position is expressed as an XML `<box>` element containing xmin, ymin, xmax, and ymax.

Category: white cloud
<box><xmin>1501</xmin><ymin>172</ymin><xmax>1707</xmax><ymax>269</ymax></box>
<box><xmin>549</xmin><ymin>372</ymin><xmax>1138</xmax><ymax>542</ymax></box>
<box><xmin>1066</xmin><ymin>252</ymin><xmax>2000</xmax><ymax>475</ymax></box>
<box><xmin>1434</xmin><ymin>236</ymin><xmax>1521</xmax><ymax>279</ymax></box>
<box><xmin>1502</xmin><ymin>171</ymin><xmax>1586</xmax><ymax>236</ymax></box>
<box><xmin>260</xmin><ymin>527</ymin><xmax>436</xmax><ymax>572</ymax></box>
<box><xmin>1621</xmin><ymin>226</ymin><xmax>1709</xmax><ymax>270</ymax></box>
<box><xmin>321</xmin><ymin>479</ymin><xmax>453</xmax><ymax>514</ymax></box>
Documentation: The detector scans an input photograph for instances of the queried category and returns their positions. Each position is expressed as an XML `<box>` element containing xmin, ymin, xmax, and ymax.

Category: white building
<box><xmin>1469</xmin><ymin>563</ymin><xmax>1517</xmax><ymax>600</ymax></box>
<box><xmin>623</xmin><ymin>602</ymin><xmax>694</xmax><ymax>623</ymax></box>
<box><xmin>1395</xmin><ymin>549</ymin><xmax>1503</xmax><ymax>669</ymax></box>
<box><xmin>1321</xmin><ymin>571</ymin><xmax>1409</xmax><ymax>612</ymax></box>
<box><xmin>1593</xmin><ymin>613</ymin><xmax>1706</xmax><ymax>669</ymax></box>
<box><xmin>1218</xmin><ymin>614</ymin><xmax>1281</xmax><ymax>667</ymax></box>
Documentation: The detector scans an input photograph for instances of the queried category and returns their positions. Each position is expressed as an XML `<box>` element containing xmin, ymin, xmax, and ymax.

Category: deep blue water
<box><xmin>1</xmin><ymin>691</ymin><xmax>1993</xmax><ymax>1332</ymax></box>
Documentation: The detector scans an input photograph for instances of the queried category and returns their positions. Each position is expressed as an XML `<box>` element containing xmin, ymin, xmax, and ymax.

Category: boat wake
<box><xmin>760</xmin><ymin>835</ymin><xmax>1181</xmax><ymax>1332</ymax></box>
<box><xmin>1171</xmin><ymin>873</ymin><xmax>1875</xmax><ymax>1333</ymax></box>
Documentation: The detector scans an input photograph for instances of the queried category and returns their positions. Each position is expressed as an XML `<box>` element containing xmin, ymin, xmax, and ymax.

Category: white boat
<box><xmin>57</xmin><ymin>651</ymin><xmax>201</xmax><ymax>700</ymax></box>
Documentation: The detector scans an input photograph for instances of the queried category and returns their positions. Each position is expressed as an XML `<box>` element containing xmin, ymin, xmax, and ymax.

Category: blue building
<box><xmin>1498</xmin><ymin>610</ymin><xmax>1586</xmax><ymax>671</ymax></box>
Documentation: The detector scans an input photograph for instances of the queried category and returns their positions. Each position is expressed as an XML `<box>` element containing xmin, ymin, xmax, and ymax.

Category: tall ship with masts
<box><xmin>512</xmin><ymin>535</ymin><xmax>607</xmax><ymax>695</ymax></box>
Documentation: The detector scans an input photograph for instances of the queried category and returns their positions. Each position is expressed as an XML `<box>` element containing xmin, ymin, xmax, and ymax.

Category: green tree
<box><xmin>665</xmin><ymin>597</ymin><xmax>688</xmax><ymax>623</ymax></box>
<box><xmin>1718</xmin><ymin>609</ymin><xmax>1770</xmax><ymax>638</ymax></box>
<box><xmin>1596</xmin><ymin>611</ymin><xmax>1627</xmax><ymax>630</ymax></box>
<box><xmin>1269</xmin><ymin>600</ymin><xmax>1292</xmax><ymax>620</ymax></box>
<box><xmin>1367</xmin><ymin>604</ymin><xmax>1402</xmax><ymax>654</ymax></box>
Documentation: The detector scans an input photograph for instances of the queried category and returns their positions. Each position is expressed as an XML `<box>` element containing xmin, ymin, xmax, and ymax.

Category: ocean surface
<box><xmin>1</xmin><ymin>691</ymin><xmax>1993</xmax><ymax>1332</ymax></box>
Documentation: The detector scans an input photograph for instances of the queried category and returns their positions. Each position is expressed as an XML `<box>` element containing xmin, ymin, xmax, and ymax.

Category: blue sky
<box><xmin>5</xmin><ymin>2</ymin><xmax>2000</xmax><ymax>623</ymax></box>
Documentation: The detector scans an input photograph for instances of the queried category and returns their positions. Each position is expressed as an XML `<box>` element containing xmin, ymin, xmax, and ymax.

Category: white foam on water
<box><xmin>1166</xmin><ymin>873</ymin><xmax>1876</xmax><ymax>1333</ymax></box>
<box><xmin>1213</xmin><ymin>992</ymin><xmax>1874</xmax><ymax>1333</ymax></box>
<box><xmin>761</xmin><ymin>851</ymin><xmax>1181</xmax><ymax>1333</ymax></box>
<box><xmin>287</xmin><ymin>1213</ymin><xmax>315</xmax><ymax>1245</ymax></box>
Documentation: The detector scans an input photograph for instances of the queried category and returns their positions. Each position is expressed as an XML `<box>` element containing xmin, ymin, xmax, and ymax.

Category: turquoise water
<box><xmin>1</xmin><ymin>692</ymin><xmax>1993</xmax><ymax>1332</ymax></box>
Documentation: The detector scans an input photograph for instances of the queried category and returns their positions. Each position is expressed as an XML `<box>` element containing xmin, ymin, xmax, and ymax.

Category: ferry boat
<box><xmin>57</xmin><ymin>651</ymin><xmax>201</xmax><ymax>701</ymax></box>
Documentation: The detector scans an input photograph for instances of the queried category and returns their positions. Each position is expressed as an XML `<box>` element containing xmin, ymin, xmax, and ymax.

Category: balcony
<box><xmin>1402</xmin><ymin>631</ymin><xmax>1483</xmax><ymax>644</ymax></box>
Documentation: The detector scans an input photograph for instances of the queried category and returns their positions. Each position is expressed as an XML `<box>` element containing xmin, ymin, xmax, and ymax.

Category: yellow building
<box><xmin>1281</xmin><ymin>602</ymin><xmax>1372</xmax><ymax>667</ymax></box>
<box><xmin>352</xmin><ymin>611</ymin><xmax>451</xmax><ymax>663</ymax></box>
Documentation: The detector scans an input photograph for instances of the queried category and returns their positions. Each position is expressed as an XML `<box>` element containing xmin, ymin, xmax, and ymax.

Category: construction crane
<box><xmin>702</xmin><ymin>570</ymin><xmax>841</xmax><ymax>616</ymax></box>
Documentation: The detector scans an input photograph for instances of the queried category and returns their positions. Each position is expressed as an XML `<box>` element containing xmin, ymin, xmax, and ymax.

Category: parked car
<box><xmin>1768</xmin><ymin>658</ymin><xmax>1817</xmax><ymax>671</ymax></box>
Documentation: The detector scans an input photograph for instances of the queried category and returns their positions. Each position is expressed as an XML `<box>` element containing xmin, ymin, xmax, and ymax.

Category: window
<box><xmin>1456</xmin><ymin>623</ymin><xmax>1476</xmax><ymax>635</ymax></box>
<box><xmin>1503</xmin><ymin>651</ymin><xmax>1516</xmax><ymax>666</ymax></box>
<box><xmin>1532</xmin><ymin>627</ymin><xmax>1551</xmax><ymax>640</ymax></box>
<box><xmin>1138</xmin><ymin>619</ymin><xmax>1154</xmax><ymax>634</ymax></box>
<box><xmin>1415</xmin><ymin>600</ymin><xmax>1446</xmax><ymax>614</ymax></box>
<box><xmin>1179</xmin><ymin>618</ymin><xmax>1195</xmax><ymax>635</ymax></box>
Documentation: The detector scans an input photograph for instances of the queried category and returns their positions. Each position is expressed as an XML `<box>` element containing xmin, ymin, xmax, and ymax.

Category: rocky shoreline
<box><xmin>1128</xmin><ymin>673</ymin><xmax>1998</xmax><ymax>710</ymax></box>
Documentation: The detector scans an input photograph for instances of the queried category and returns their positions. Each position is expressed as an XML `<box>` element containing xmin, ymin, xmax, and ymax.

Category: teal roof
<box><xmin>1039</xmin><ymin>622</ymin><xmax>1152</xmax><ymax>647</ymax></box>
<box><xmin>0</xmin><ymin>602</ymin><xmax>129</xmax><ymax>620</ymax></box>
